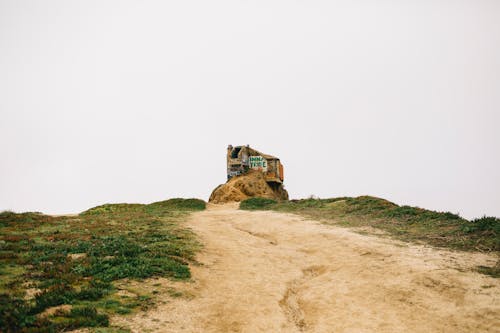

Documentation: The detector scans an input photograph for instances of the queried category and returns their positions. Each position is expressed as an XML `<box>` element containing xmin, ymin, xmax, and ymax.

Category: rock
<box><xmin>209</xmin><ymin>170</ymin><xmax>288</xmax><ymax>204</ymax></box>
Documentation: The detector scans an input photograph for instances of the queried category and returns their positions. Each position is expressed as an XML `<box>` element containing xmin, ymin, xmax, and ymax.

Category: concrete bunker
<box><xmin>209</xmin><ymin>145</ymin><xmax>288</xmax><ymax>203</ymax></box>
<box><xmin>226</xmin><ymin>145</ymin><xmax>284</xmax><ymax>184</ymax></box>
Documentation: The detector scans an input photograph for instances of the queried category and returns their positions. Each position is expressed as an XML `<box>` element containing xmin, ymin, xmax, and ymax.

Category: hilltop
<box><xmin>0</xmin><ymin>196</ymin><xmax>498</xmax><ymax>332</ymax></box>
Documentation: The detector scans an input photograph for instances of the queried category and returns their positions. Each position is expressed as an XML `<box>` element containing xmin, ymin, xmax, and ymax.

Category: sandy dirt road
<box><xmin>115</xmin><ymin>204</ymin><xmax>500</xmax><ymax>333</ymax></box>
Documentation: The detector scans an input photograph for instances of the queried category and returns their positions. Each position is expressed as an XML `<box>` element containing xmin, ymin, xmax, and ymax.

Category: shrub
<box><xmin>146</xmin><ymin>198</ymin><xmax>206</xmax><ymax>214</ymax></box>
<box><xmin>80</xmin><ymin>204</ymin><xmax>145</xmax><ymax>216</ymax></box>
<box><xmin>32</xmin><ymin>284</ymin><xmax>77</xmax><ymax>314</ymax></box>
<box><xmin>240</xmin><ymin>198</ymin><xmax>277</xmax><ymax>210</ymax></box>
<box><xmin>0</xmin><ymin>294</ymin><xmax>34</xmax><ymax>332</ymax></box>
<box><xmin>463</xmin><ymin>216</ymin><xmax>500</xmax><ymax>234</ymax></box>
<box><xmin>77</xmin><ymin>279</ymin><xmax>113</xmax><ymax>301</ymax></box>
<box><xmin>62</xmin><ymin>306</ymin><xmax>109</xmax><ymax>329</ymax></box>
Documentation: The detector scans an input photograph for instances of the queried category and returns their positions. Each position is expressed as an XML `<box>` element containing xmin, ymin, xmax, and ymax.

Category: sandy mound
<box><xmin>209</xmin><ymin>170</ymin><xmax>289</xmax><ymax>204</ymax></box>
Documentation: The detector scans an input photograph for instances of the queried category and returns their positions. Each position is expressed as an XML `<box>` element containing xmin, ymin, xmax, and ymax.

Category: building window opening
<box><xmin>231</xmin><ymin>147</ymin><xmax>242</xmax><ymax>158</ymax></box>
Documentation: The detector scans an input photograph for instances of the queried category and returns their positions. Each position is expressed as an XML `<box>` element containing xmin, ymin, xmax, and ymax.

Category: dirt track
<box><xmin>115</xmin><ymin>204</ymin><xmax>500</xmax><ymax>332</ymax></box>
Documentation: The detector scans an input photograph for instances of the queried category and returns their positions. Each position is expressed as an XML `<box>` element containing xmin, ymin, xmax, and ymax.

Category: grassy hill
<box><xmin>1</xmin><ymin>195</ymin><xmax>498</xmax><ymax>331</ymax></box>
<box><xmin>0</xmin><ymin>198</ymin><xmax>205</xmax><ymax>332</ymax></box>
<box><xmin>240</xmin><ymin>196</ymin><xmax>499</xmax><ymax>254</ymax></box>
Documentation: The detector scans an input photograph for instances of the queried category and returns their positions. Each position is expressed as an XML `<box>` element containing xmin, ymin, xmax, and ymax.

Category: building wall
<box><xmin>226</xmin><ymin>145</ymin><xmax>284</xmax><ymax>183</ymax></box>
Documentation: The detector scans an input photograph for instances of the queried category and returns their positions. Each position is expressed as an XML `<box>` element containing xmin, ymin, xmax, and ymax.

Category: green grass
<box><xmin>240</xmin><ymin>196</ymin><xmax>500</xmax><ymax>253</ymax></box>
<box><xmin>0</xmin><ymin>198</ymin><xmax>205</xmax><ymax>332</ymax></box>
<box><xmin>239</xmin><ymin>197</ymin><xmax>277</xmax><ymax>210</ymax></box>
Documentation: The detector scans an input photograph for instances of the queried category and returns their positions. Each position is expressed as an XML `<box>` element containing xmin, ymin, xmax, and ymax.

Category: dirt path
<box><xmin>115</xmin><ymin>204</ymin><xmax>500</xmax><ymax>332</ymax></box>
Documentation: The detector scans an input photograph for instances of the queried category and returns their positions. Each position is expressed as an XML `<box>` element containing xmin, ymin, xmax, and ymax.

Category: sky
<box><xmin>1</xmin><ymin>0</ymin><xmax>499</xmax><ymax>219</ymax></box>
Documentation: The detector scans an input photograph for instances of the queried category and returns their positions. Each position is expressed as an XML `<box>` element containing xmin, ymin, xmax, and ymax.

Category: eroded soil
<box><xmin>114</xmin><ymin>204</ymin><xmax>500</xmax><ymax>332</ymax></box>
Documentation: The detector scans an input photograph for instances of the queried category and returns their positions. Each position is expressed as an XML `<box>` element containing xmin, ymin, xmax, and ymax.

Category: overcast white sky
<box><xmin>1</xmin><ymin>0</ymin><xmax>499</xmax><ymax>219</ymax></box>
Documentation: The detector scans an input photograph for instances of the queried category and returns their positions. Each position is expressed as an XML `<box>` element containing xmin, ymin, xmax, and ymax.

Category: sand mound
<box><xmin>209</xmin><ymin>170</ymin><xmax>289</xmax><ymax>204</ymax></box>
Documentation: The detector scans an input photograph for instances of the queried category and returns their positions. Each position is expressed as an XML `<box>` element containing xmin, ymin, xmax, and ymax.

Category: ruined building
<box><xmin>226</xmin><ymin>145</ymin><xmax>284</xmax><ymax>183</ymax></box>
<box><xmin>209</xmin><ymin>145</ymin><xmax>288</xmax><ymax>203</ymax></box>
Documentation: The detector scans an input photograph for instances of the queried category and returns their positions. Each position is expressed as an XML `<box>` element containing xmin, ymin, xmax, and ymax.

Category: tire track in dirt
<box><xmin>113</xmin><ymin>204</ymin><xmax>500</xmax><ymax>333</ymax></box>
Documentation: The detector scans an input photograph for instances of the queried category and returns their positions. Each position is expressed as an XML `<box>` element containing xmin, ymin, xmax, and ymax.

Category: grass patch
<box><xmin>240</xmin><ymin>196</ymin><xmax>499</xmax><ymax>253</ymax></box>
<box><xmin>476</xmin><ymin>260</ymin><xmax>500</xmax><ymax>278</ymax></box>
<box><xmin>239</xmin><ymin>197</ymin><xmax>277</xmax><ymax>210</ymax></box>
<box><xmin>476</xmin><ymin>265</ymin><xmax>500</xmax><ymax>278</ymax></box>
<box><xmin>0</xmin><ymin>198</ymin><xmax>205</xmax><ymax>332</ymax></box>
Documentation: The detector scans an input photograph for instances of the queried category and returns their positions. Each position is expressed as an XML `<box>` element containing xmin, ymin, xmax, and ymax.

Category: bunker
<box><xmin>226</xmin><ymin>145</ymin><xmax>284</xmax><ymax>184</ymax></box>
<box><xmin>209</xmin><ymin>145</ymin><xmax>288</xmax><ymax>203</ymax></box>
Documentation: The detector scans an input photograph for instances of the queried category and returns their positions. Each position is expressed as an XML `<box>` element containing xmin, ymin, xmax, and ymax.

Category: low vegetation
<box><xmin>240</xmin><ymin>196</ymin><xmax>499</xmax><ymax>254</ymax></box>
<box><xmin>239</xmin><ymin>197</ymin><xmax>277</xmax><ymax>210</ymax></box>
<box><xmin>0</xmin><ymin>198</ymin><xmax>205</xmax><ymax>332</ymax></box>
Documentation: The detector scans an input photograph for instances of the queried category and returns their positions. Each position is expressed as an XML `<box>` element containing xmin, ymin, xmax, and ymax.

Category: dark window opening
<box><xmin>231</xmin><ymin>147</ymin><xmax>242</xmax><ymax>158</ymax></box>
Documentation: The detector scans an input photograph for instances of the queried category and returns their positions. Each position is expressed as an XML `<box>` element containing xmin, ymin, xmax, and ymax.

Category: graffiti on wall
<box><xmin>228</xmin><ymin>169</ymin><xmax>242</xmax><ymax>178</ymax></box>
<box><xmin>249</xmin><ymin>156</ymin><xmax>268</xmax><ymax>171</ymax></box>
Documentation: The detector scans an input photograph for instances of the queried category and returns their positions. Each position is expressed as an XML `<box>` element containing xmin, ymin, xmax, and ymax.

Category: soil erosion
<box><xmin>115</xmin><ymin>204</ymin><xmax>500</xmax><ymax>333</ymax></box>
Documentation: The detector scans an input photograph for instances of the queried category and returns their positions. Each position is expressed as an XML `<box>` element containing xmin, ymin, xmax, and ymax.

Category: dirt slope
<box><xmin>114</xmin><ymin>204</ymin><xmax>500</xmax><ymax>333</ymax></box>
<box><xmin>209</xmin><ymin>170</ymin><xmax>288</xmax><ymax>203</ymax></box>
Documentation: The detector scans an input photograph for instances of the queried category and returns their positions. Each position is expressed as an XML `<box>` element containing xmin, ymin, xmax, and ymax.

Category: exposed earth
<box><xmin>209</xmin><ymin>170</ymin><xmax>289</xmax><ymax>204</ymax></box>
<box><xmin>112</xmin><ymin>204</ymin><xmax>500</xmax><ymax>332</ymax></box>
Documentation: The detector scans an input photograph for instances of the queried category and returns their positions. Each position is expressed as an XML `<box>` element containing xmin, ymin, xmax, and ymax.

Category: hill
<box><xmin>0</xmin><ymin>198</ymin><xmax>205</xmax><ymax>332</ymax></box>
<box><xmin>240</xmin><ymin>196</ymin><xmax>500</xmax><ymax>256</ymax></box>
<box><xmin>1</xmin><ymin>196</ymin><xmax>498</xmax><ymax>332</ymax></box>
